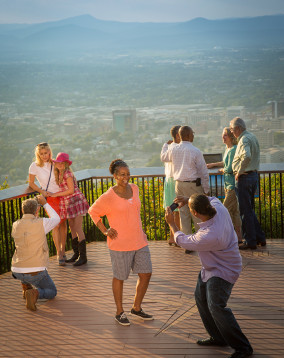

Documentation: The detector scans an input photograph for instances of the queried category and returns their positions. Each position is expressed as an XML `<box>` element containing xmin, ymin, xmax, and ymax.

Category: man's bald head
<box><xmin>179</xmin><ymin>126</ymin><xmax>194</xmax><ymax>142</ymax></box>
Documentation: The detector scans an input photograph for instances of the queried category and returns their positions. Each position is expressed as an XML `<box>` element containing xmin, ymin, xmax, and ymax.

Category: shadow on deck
<box><xmin>1</xmin><ymin>239</ymin><xmax>284</xmax><ymax>357</ymax></box>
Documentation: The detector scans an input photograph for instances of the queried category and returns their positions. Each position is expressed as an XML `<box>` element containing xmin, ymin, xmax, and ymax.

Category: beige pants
<box><xmin>223</xmin><ymin>188</ymin><xmax>242</xmax><ymax>229</ymax></box>
<box><xmin>175</xmin><ymin>181</ymin><xmax>204</xmax><ymax>235</ymax></box>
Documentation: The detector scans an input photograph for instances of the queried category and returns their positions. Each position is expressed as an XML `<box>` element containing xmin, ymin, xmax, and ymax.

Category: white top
<box><xmin>161</xmin><ymin>142</ymin><xmax>178</xmax><ymax>179</ymax></box>
<box><xmin>11</xmin><ymin>203</ymin><xmax>60</xmax><ymax>273</ymax></box>
<box><xmin>160</xmin><ymin>140</ymin><xmax>209</xmax><ymax>193</ymax></box>
<box><xmin>29</xmin><ymin>162</ymin><xmax>60</xmax><ymax>193</ymax></box>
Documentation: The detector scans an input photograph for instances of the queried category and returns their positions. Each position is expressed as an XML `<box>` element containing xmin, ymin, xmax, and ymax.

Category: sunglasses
<box><xmin>37</xmin><ymin>142</ymin><xmax>48</xmax><ymax>147</ymax></box>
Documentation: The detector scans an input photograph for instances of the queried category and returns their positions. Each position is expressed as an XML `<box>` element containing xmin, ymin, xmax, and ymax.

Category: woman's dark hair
<box><xmin>189</xmin><ymin>194</ymin><xmax>216</xmax><ymax>218</ymax></box>
<box><xmin>109</xmin><ymin>159</ymin><xmax>128</xmax><ymax>175</ymax></box>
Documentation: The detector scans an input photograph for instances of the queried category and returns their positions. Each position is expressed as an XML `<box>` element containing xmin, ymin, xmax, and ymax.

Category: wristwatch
<box><xmin>104</xmin><ymin>229</ymin><xmax>109</xmax><ymax>236</ymax></box>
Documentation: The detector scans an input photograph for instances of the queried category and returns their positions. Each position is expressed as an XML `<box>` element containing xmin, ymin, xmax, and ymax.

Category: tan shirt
<box><xmin>232</xmin><ymin>130</ymin><xmax>260</xmax><ymax>176</ymax></box>
<box><xmin>11</xmin><ymin>204</ymin><xmax>60</xmax><ymax>273</ymax></box>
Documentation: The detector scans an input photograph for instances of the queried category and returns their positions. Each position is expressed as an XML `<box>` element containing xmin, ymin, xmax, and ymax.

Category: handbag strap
<box><xmin>45</xmin><ymin>163</ymin><xmax>53</xmax><ymax>191</ymax></box>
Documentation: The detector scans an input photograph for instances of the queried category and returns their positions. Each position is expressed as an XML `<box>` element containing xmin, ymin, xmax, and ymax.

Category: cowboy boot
<box><xmin>65</xmin><ymin>237</ymin><xmax>79</xmax><ymax>263</ymax></box>
<box><xmin>26</xmin><ymin>289</ymin><xmax>39</xmax><ymax>311</ymax></box>
<box><xmin>73</xmin><ymin>239</ymin><xmax>87</xmax><ymax>266</ymax></box>
<box><xmin>22</xmin><ymin>283</ymin><xmax>33</xmax><ymax>299</ymax></box>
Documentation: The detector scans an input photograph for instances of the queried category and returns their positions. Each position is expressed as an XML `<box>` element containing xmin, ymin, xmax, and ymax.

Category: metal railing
<box><xmin>1</xmin><ymin>165</ymin><xmax>283</xmax><ymax>274</ymax></box>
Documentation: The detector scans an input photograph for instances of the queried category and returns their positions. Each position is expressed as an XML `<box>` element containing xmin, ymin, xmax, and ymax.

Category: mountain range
<box><xmin>0</xmin><ymin>14</ymin><xmax>284</xmax><ymax>57</ymax></box>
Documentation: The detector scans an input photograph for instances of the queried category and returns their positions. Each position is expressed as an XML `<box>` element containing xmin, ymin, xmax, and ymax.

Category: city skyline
<box><xmin>0</xmin><ymin>0</ymin><xmax>284</xmax><ymax>24</ymax></box>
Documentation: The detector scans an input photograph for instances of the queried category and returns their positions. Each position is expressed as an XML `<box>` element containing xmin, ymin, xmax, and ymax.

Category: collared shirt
<box><xmin>174</xmin><ymin>197</ymin><xmax>242</xmax><ymax>284</ymax></box>
<box><xmin>11</xmin><ymin>203</ymin><xmax>60</xmax><ymax>273</ymax></box>
<box><xmin>232</xmin><ymin>130</ymin><xmax>260</xmax><ymax>176</ymax></box>
<box><xmin>160</xmin><ymin>142</ymin><xmax>178</xmax><ymax>179</ymax></box>
<box><xmin>223</xmin><ymin>145</ymin><xmax>237</xmax><ymax>190</ymax></box>
<box><xmin>160</xmin><ymin>140</ymin><xmax>209</xmax><ymax>193</ymax></box>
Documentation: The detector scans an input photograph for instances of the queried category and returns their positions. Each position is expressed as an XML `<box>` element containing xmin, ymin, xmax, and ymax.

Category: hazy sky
<box><xmin>1</xmin><ymin>0</ymin><xmax>284</xmax><ymax>24</ymax></box>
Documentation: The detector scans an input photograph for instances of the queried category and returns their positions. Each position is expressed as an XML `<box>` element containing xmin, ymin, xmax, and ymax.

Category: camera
<box><xmin>169</xmin><ymin>202</ymin><xmax>179</xmax><ymax>212</ymax></box>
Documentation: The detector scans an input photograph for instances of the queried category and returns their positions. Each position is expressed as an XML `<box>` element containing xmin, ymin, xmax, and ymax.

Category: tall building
<box><xmin>226</xmin><ymin>106</ymin><xmax>246</xmax><ymax>123</ymax></box>
<box><xmin>271</xmin><ymin>100</ymin><xmax>284</xmax><ymax>119</ymax></box>
<box><xmin>112</xmin><ymin>110</ymin><xmax>137</xmax><ymax>134</ymax></box>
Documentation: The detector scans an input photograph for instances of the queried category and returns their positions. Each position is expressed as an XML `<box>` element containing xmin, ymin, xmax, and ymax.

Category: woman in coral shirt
<box><xmin>89</xmin><ymin>159</ymin><xmax>153</xmax><ymax>326</ymax></box>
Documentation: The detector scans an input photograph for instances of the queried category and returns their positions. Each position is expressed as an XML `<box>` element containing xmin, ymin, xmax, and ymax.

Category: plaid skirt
<box><xmin>59</xmin><ymin>191</ymin><xmax>89</xmax><ymax>219</ymax></box>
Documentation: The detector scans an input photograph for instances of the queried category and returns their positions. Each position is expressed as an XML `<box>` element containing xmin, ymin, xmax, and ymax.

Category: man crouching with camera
<box><xmin>165</xmin><ymin>194</ymin><xmax>253</xmax><ymax>358</ymax></box>
<box><xmin>11</xmin><ymin>195</ymin><xmax>60</xmax><ymax>311</ymax></box>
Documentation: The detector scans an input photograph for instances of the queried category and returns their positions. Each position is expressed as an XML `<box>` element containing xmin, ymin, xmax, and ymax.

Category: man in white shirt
<box><xmin>161</xmin><ymin>126</ymin><xmax>209</xmax><ymax>238</ymax></box>
<box><xmin>11</xmin><ymin>195</ymin><xmax>60</xmax><ymax>311</ymax></box>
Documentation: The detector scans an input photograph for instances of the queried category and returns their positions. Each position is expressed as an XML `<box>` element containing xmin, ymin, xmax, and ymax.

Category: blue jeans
<box><xmin>12</xmin><ymin>270</ymin><xmax>57</xmax><ymax>300</ymax></box>
<box><xmin>195</xmin><ymin>273</ymin><xmax>252</xmax><ymax>352</ymax></box>
<box><xmin>235</xmin><ymin>171</ymin><xmax>265</xmax><ymax>246</ymax></box>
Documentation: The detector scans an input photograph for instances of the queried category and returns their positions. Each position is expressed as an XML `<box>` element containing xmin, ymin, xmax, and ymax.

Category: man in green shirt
<box><xmin>230</xmin><ymin>117</ymin><xmax>266</xmax><ymax>250</ymax></box>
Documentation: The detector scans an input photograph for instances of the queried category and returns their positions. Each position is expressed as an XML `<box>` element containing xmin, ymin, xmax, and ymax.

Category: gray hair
<box><xmin>22</xmin><ymin>198</ymin><xmax>38</xmax><ymax>215</ymax></box>
<box><xmin>230</xmin><ymin>117</ymin><xmax>246</xmax><ymax>130</ymax></box>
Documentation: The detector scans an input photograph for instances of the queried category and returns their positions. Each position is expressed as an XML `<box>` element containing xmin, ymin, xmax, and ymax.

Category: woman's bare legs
<box><xmin>59</xmin><ymin>220</ymin><xmax>67</xmax><ymax>256</ymax></box>
<box><xmin>52</xmin><ymin>225</ymin><xmax>62</xmax><ymax>259</ymax></box>
<box><xmin>68</xmin><ymin>216</ymin><xmax>87</xmax><ymax>266</ymax></box>
<box><xmin>68</xmin><ymin>216</ymin><xmax>85</xmax><ymax>242</ymax></box>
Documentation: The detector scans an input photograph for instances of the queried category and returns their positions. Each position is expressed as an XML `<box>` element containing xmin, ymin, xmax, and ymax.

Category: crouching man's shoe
<box><xmin>228</xmin><ymin>348</ymin><xmax>253</xmax><ymax>358</ymax></box>
<box><xmin>25</xmin><ymin>289</ymin><xmax>39</xmax><ymax>311</ymax></box>
<box><xmin>196</xmin><ymin>337</ymin><xmax>227</xmax><ymax>346</ymax></box>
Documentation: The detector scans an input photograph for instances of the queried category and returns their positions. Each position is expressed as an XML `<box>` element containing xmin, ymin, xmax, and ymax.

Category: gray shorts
<box><xmin>109</xmin><ymin>245</ymin><xmax>152</xmax><ymax>281</ymax></box>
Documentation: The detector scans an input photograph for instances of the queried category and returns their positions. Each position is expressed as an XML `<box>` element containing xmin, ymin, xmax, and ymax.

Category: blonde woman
<box><xmin>28</xmin><ymin>143</ymin><xmax>67</xmax><ymax>265</ymax></box>
<box><xmin>207</xmin><ymin>128</ymin><xmax>243</xmax><ymax>243</ymax></box>
<box><xmin>51</xmin><ymin>152</ymin><xmax>89</xmax><ymax>266</ymax></box>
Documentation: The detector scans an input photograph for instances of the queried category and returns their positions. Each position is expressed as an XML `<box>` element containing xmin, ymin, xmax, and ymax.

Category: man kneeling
<box><xmin>11</xmin><ymin>195</ymin><xmax>60</xmax><ymax>311</ymax></box>
<box><xmin>165</xmin><ymin>194</ymin><xmax>253</xmax><ymax>358</ymax></box>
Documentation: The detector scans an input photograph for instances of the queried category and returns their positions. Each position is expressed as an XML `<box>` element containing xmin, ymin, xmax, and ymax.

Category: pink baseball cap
<box><xmin>53</xmin><ymin>152</ymin><xmax>72</xmax><ymax>165</ymax></box>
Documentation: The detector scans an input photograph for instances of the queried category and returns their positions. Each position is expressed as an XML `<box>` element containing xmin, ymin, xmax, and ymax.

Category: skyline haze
<box><xmin>1</xmin><ymin>0</ymin><xmax>284</xmax><ymax>24</ymax></box>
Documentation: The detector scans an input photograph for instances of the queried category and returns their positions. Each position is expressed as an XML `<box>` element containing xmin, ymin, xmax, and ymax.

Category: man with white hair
<box><xmin>230</xmin><ymin>117</ymin><xmax>266</xmax><ymax>250</ymax></box>
<box><xmin>11</xmin><ymin>195</ymin><xmax>60</xmax><ymax>311</ymax></box>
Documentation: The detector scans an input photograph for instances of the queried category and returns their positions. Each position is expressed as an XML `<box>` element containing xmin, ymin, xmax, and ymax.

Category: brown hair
<box><xmin>170</xmin><ymin>125</ymin><xmax>181</xmax><ymax>139</ymax></box>
<box><xmin>223</xmin><ymin>127</ymin><xmax>237</xmax><ymax>145</ymax></box>
<box><xmin>179</xmin><ymin>126</ymin><xmax>194</xmax><ymax>140</ymax></box>
<box><xmin>109</xmin><ymin>159</ymin><xmax>128</xmax><ymax>175</ymax></box>
<box><xmin>189</xmin><ymin>194</ymin><xmax>216</xmax><ymax>218</ymax></box>
<box><xmin>54</xmin><ymin>162</ymin><xmax>73</xmax><ymax>185</ymax></box>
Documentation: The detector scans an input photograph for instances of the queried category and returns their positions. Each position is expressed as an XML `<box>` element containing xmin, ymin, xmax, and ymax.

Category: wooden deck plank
<box><xmin>1</xmin><ymin>239</ymin><xmax>284</xmax><ymax>357</ymax></box>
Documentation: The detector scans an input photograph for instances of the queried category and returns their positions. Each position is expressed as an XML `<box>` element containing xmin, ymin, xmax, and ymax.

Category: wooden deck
<box><xmin>1</xmin><ymin>239</ymin><xmax>284</xmax><ymax>358</ymax></box>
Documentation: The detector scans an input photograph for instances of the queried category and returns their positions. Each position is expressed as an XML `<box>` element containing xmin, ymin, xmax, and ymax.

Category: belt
<box><xmin>243</xmin><ymin>170</ymin><xmax>257</xmax><ymax>174</ymax></box>
<box><xmin>180</xmin><ymin>180</ymin><xmax>197</xmax><ymax>183</ymax></box>
<box><xmin>26</xmin><ymin>271</ymin><xmax>43</xmax><ymax>276</ymax></box>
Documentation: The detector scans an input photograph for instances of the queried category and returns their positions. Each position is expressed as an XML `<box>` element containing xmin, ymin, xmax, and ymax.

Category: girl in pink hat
<box><xmin>51</xmin><ymin>152</ymin><xmax>89</xmax><ymax>266</ymax></box>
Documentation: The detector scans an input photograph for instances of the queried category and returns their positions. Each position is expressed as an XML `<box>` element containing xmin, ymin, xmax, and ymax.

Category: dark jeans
<box><xmin>195</xmin><ymin>273</ymin><xmax>252</xmax><ymax>352</ymax></box>
<box><xmin>235</xmin><ymin>171</ymin><xmax>265</xmax><ymax>246</ymax></box>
